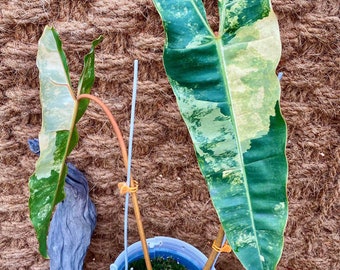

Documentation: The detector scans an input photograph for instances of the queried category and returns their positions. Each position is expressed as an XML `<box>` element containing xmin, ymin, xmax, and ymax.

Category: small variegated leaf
<box><xmin>29</xmin><ymin>26</ymin><xmax>76</xmax><ymax>257</ymax></box>
<box><xmin>29</xmin><ymin>26</ymin><xmax>101</xmax><ymax>258</ymax></box>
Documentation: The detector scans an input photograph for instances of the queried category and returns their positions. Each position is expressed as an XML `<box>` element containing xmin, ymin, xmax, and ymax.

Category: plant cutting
<box><xmin>28</xmin><ymin>26</ymin><xmax>154</xmax><ymax>268</ymax></box>
<box><xmin>151</xmin><ymin>0</ymin><xmax>288</xmax><ymax>269</ymax></box>
<box><xmin>29</xmin><ymin>26</ymin><xmax>205</xmax><ymax>270</ymax></box>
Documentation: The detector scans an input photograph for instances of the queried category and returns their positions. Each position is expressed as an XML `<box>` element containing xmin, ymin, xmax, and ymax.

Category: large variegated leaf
<box><xmin>152</xmin><ymin>1</ymin><xmax>288</xmax><ymax>269</ymax></box>
<box><xmin>29</xmin><ymin>26</ymin><xmax>101</xmax><ymax>257</ymax></box>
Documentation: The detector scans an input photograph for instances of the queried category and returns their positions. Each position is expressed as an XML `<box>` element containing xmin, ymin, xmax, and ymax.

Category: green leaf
<box><xmin>29</xmin><ymin>26</ymin><xmax>101</xmax><ymax>258</ymax></box>
<box><xmin>76</xmin><ymin>35</ymin><xmax>103</xmax><ymax>123</ymax></box>
<box><xmin>152</xmin><ymin>1</ymin><xmax>288</xmax><ymax>269</ymax></box>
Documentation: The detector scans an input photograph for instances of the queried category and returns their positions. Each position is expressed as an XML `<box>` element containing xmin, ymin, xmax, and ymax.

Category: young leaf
<box><xmin>153</xmin><ymin>1</ymin><xmax>288</xmax><ymax>269</ymax></box>
<box><xmin>76</xmin><ymin>35</ymin><xmax>103</xmax><ymax>123</ymax></box>
<box><xmin>29</xmin><ymin>26</ymin><xmax>101</xmax><ymax>258</ymax></box>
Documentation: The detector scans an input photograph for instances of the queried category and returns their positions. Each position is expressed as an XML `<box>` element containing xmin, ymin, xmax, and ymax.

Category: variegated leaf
<box><xmin>152</xmin><ymin>1</ymin><xmax>288</xmax><ymax>269</ymax></box>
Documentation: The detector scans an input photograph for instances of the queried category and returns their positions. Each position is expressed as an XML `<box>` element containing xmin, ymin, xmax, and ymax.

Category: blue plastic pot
<box><xmin>110</xmin><ymin>236</ymin><xmax>214</xmax><ymax>270</ymax></box>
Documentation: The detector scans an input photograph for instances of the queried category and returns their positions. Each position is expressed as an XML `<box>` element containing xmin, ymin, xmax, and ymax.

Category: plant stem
<box><xmin>203</xmin><ymin>225</ymin><xmax>225</xmax><ymax>270</ymax></box>
<box><xmin>78</xmin><ymin>93</ymin><xmax>152</xmax><ymax>270</ymax></box>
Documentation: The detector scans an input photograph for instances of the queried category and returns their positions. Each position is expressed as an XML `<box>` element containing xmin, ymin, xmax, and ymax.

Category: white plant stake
<box><xmin>124</xmin><ymin>60</ymin><xmax>139</xmax><ymax>269</ymax></box>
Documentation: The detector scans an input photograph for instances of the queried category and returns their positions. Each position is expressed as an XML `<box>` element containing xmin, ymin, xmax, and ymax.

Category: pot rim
<box><xmin>110</xmin><ymin>236</ymin><xmax>215</xmax><ymax>270</ymax></box>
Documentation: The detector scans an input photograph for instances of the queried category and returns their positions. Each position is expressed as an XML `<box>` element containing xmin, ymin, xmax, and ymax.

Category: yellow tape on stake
<box><xmin>118</xmin><ymin>181</ymin><xmax>139</xmax><ymax>195</ymax></box>
<box><xmin>212</xmin><ymin>240</ymin><xmax>232</xmax><ymax>253</ymax></box>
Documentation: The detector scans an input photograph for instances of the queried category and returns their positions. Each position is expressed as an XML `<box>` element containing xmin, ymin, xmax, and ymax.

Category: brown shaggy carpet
<box><xmin>0</xmin><ymin>0</ymin><xmax>339</xmax><ymax>269</ymax></box>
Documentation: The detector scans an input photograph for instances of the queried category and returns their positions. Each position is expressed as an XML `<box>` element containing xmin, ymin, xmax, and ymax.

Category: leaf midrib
<box><xmin>45</xmin><ymin>30</ymin><xmax>79</xmax><ymax>216</ymax></box>
<box><xmin>186</xmin><ymin>2</ymin><xmax>262</xmax><ymax>256</ymax></box>
<box><xmin>215</xmin><ymin>35</ymin><xmax>262</xmax><ymax>265</ymax></box>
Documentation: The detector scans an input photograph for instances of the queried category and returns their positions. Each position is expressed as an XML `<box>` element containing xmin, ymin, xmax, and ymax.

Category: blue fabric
<box><xmin>28</xmin><ymin>139</ymin><xmax>96</xmax><ymax>270</ymax></box>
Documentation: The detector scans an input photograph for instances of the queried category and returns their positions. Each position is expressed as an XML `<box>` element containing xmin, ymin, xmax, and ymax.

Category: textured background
<box><xmin>0</xmin><ymin>0</ymin><xmax>339</xmax><ymax>269</ymax></box>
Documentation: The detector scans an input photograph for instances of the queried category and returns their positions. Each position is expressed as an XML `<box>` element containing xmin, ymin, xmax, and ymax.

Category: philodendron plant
<box><xmin>152</xmin><ymin>0</ymin><xmax>288</xmax><ymax>269</ymax></box>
